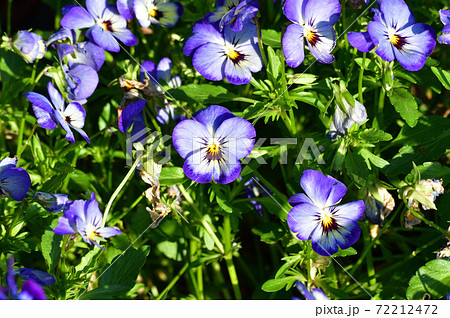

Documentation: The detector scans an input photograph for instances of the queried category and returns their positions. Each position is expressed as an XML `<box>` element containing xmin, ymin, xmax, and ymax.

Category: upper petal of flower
<box><xmin>283</xmin><ymin>24</ymin><xmax>306</xmax><ymax>68</ymax></box>
<box><xmin>16</xmin><ymin>268</ymin><xmax>55</xmax><ymax>286</ymax></box>
<box><xmin>0</xmin><ymin>157</ymin><xmax>17</xmax><ymax>174</ymax></box>
<box><xmin>69</xmin><ymin>41</ymin><xmax>105</xmax><ymax>72</ymax></box>
<box><xmin>118</xmin><ymin>99</ymin><xmax>146</xmax><ymax>133</ymax></box>
<box><xmin>304</xmin><ymin>0</ymin><xmax>341</xmax><ymax>28</ymax></box>
<box><xmin>0</xmin><ymin>167</ymin><xmax>31</xmax><ymax>201</ymax></box>
<box><xmin>117</xmin><ymin>0</ymin><xmax>136</xmax><ymax>19</ymax></box>
<box><xmin>53</xmin><ymin>215</ymin><xmax>77</xmax><ymax>235</ymax></box>
<box><xmin>214</xmin><ymin>117</ymin><xmax>256</xmax><ymax>159</ymax></box>
<box><xmin>300</xmin><ymin>169</ymin><xmax>347</xmax><ymax>209</ymax></box>
<box><xmin>14</xmin><ymin>31</ymin><xmax>36</xmax><ymax>55</ymax></box>
<box><xmin>47</xmin><ymin>82</ymin><xmax>65</xmax><ymax>112</ymax></box>
<box><xmin>289</xmin><ymin>193</ymin><xmax>313</xmax><ymax>206</ymax></box>
<box><xmin>183</xmin><ymin>21</ymin><xmax>224</xmax><ymax>56</ymax></box>
<box><xmin>192</xmin><ymin>105</ymin><xmax>235</xmax><ymax>135</ymax></box>
<box><xmin>157</xmin><ymin>57</ymin><xmax>173</xmax><ymax>83</ymax></box>
<box><xmin>440</xmin><ymin>10</ymin><xmax>450</xmax><ymax>26</ymax></box>
<box><xmin>60</xmin><ymin>6</ymin><xmax>95</xmax><ymax>29</ymax></box>
<box><xmin>86</xmin><ymin>0</ymin><xmax>107</xmax><ymax>19</ymax></box>
<box><xmin>84</xmin><ymin>193</ymin><xmax>103</xmax><ymax>228</ymax></box>
<box><xmin>24</xmin><ymin>91</ymin><xmax>57</xmax><ymax>130</ymax></box>
<box><xmin>283</xmin><ymin>0</ymin><xmax>306</xmax><ymax>25</ymax></box>
<box><xmin>140</xmin><ymin>60</ymin><xmax>158</xmax><ymax>84</ymax></box>
<box><xmin>66</xmin><ymin>64</ymin><xmax>99</xmax><ymax>101</ymax></box>
<box><xmin>172</xmin><ymin>118</ymin><xmax>211</xmax><ymax>158</ymax></box>
<box><xmin>380</xmin><ymin>0</ymin><xmax>415</xmax><ymax>30</ymax></box>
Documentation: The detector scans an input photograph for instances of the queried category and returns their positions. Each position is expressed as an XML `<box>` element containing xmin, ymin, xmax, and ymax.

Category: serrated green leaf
<box><xmin>407</xmin><ymin>259</ymin><xmax>450</xmax><ymax>299</ymax></box>
<box><xmin>388</xmin><ymin>88</ymin><xmax>420</xmax><ymax>128</ymax></box>
<box><xmin>359</xmin><ymin>148</ymin><xmax>390</xmax><ymax>169</ymax></box>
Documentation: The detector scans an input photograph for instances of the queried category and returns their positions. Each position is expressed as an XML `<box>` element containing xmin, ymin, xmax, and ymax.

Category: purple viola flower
<box><xmin>0</xmin><ymin>157</ymin><xmax>31</xmax><ymax>202</ymax></box>
<box><xmin>34</xmin><ymin>192</ymin><xmax>72</xmax><ymax>213</ymax></box>
<box><xmin>16</xmin><ymin>268</ymin><xmax>55</xmax><ymax>287</ymax></box>
<box><xmin>11</xmin><ymin>30</ymin><xmax>46</xmax><ymax>64</ymax></box>
<box><xmin>172</xmin><ymin>105</ymin><xmax>255</xmax><ymax>184</ymax></box>
<box><xmin>293</xmin><ymin>281</ymin><xmax>329</xmax><ymax>300</ymax></box>
<box><xmin>117</xmin><ymin>0</ymin><xmax>136</xmax><ymax>19</ymax></box>
<box><xmin>327</xmin><ymin>99</ymin><xmax>367</xmax><ymax>140</ymax></box>
<box><xmin>438</xmin><ymin>10</ymin><xmax>450</xmax><ymax>45</ymax></box>
<box><xmin>287</xmin><ymin>170</ymin><xmax>364</xmax><ymax>256</ymax></box>
<box><xmin>60</xmin><ymin>0</ymin><xmax>137</xmax><ymax>52</ymax></box>
<box><xmin>205</xmin><ymin>0</ymin><xmax>259</xmax><ymax>32</ymax></box>
<box><xmin>140</xmin><ymin>58</ymin><xmax>185</xmax><ymax>124</ymax></box>
<box><xmin>183</xmin><ymin>21</ymin><xmax>262</xmax><ymax>85</ymax></box>
<box><xmin>47</xmin><ymin>28</ymin><xmax>77</xmax><ymax>47</ymax></box>
<box><xmin>53</xmin><ymin>193</ymin><xmax>121</xmax><ymax>249</ymax></box>
<box><xmin>348</xmin><ymin>0</ymin><xmax>436</xmax><ymax>71</ymax></box>
<box><xmin>282</xmin><ymin>0</ymin><xmax>341</xmax><ymax>68</ymax></box>
<box><xmin>118</xmin><ymin>99</ymin><xmax>147</xmax><ymax>143</ymax></box>
<box><xmin>134</xmin><ymin>0</ymin><xmax>183</xmax><ymax>28</ymax></box>
<box><xmin>243</xmin><ymin>177</ymin><xmax>272</xmax><ymax>216</ymax></box>
<box><xmin>25</xmin><ymin>82</ymin><xmax>90</xmax><ymax>143</ymax></box>
<box><xmin>0</xmin><ymin>257</ymin><xmax>47</xmax><ymax>300</ymax></box>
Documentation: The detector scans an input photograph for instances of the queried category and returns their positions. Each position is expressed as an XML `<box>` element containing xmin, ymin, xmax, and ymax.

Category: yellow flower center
<box><xmin>85</xmin><ymin>224</ymin><xmax>99</xmax><ymax>241</ymax></box>
<box><xmin>227</xmin><ymin>48</ymin><xmax>244</xmax><ymax>63</ymax></box>
<box><xmin>205</xmin><ymin>142</ymin><xmax>222</xmax><ymax>161</ymax></box>
<box><xmin>305</xmin><ymin>28</ymin><xmax>319</xmax><ymax>46</ymax></box>
<box><xmin>388</xmin><ymin>28</ymin><xmax>406</xmax><ymax>49</ymax></box>
<box><xmin>320</xmin><ymin>210</ymin><xmax>337</xmax><ymax>232</ymax></box>
<box><xmin>101</xmin><ymin>20</ymin><xmax>113</xmax><ymax>32</ymax></box>
<box><xmin>149</xmin><ymin>8</ymin><xmax>163</xmax><ymax>19</ymax></box>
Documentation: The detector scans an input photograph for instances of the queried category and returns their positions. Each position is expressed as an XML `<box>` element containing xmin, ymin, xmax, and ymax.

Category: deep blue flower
<box><xmin>172</xmin><ymin>105</ymin><xmax>256</xmax><ymax>184</ymax></box>
<box><xmin>12</xmin><ymin>30</ymin><xmax>46</xmax><ymax>63</ymax></box>
<box><xmin>0</xmin><ymin>157</ymin><xmax>31</xmax><ymax>202</ymax></box>
<box><xmin>0</xmin><ymin>257</ymin><xmax>47</xmax><ymax>300</ymax></box>
<box><xmin>287</xmin><ymin>170</ymin><xmax>364</xmax><ymax>256</ymax></box>
<box><xmin>60</xmin><ymin>0</ymin><xmax>137</xmax><ymax>52</ymax></box>
<box><xmin>16</xmin><ymin>268</ymin><xmax>55</xmax><ymax>286</ymax></box>
<box><xmin>327</xmin><ymin>99</ymin><xmax>367</xmax><ymax>140</ymax></box>
<box><xmin>53</xmin><ymin>193</ymin><xmax>121</xmax><ymax>249</ymax></box>
<box><xmin>183</xmin><ymin>20</ymin><xmax>262</xmax><ymax>85</ymax></box>
<box><xmin>293</xmin><ymin>281</ymin><xmax>329</xmax><ymax>300</ymax></box>
<box><xmin>34</xmin><ymin>192</ymin><xmax>72</xmax><ymax>213</ymax></box>
<box><xmin>25</xmin><ymin>82</ymin><xmax>90</xmax><ymax>143</ymax></box>
<box><xmin>205</xmin><ymin>0</ymin><xmax>259</xmax><ymax>32</ymax></box>
<box><xmin>118</xmin><ymin>99</ymin><xmax>147</xmax><ymax>144</ymax></box>
<box><xmin>348</xmin><ymin>0</ymin><xmax>436</xmax><ymax>71</ymax></box>
<box><xmin>134</xmin><ymin>0</ymin><xmax>183</xmax><ymax>28</ymax></box>
<box><xmin>140</xmin><ymin>58</ymin><xmax>185</xmax><ymax>124</ymax></box>
<box><xmin>438</xmin><ymin>10</ymin><xmax>450</xmax><ymax>45</ymax></box>
<box><xmin>282</xmin><ymin>0</ymin><xmax>341</xmax><ymax>68</ymax></box>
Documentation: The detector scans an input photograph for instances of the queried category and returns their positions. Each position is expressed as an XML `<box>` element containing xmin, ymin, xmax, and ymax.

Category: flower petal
<box><xmin>96</xmin><ymin>227</ymin><xmax>122</xmax><ymax>238</ymax></box>
<box><xmin>183</xmin><ymin>153</ymin><xmax>214</xmax><ymax>183</ymax></box>
<box><xmin>183</xmin><ymin>21</ymin><xmax>224</xmax><ymax>56</ymax></box>
<box><xmin>300</xmin><ymin>170</ymin><xmax>346</xmax><ymax>208</ymax></box>
<box><xmin>24</xmin><ymin>91</ymin><xmax>57</xmax><ymax>130</ymax></box>
<box><xmin>66</xmin><ymin>64</ymin><xmax>99</xmax><ymax>101</ymax></box>
<box><xmin>0</xmin><ymin>168</ymin><xmax>31</xmax><ymax>201</ymax></box>
<box><xmin>47</xmin><ymin>82</ymin><xmax>65</xmax><ymax>112</ymax></box>
<box><xmin>347</xmin><ymin>32</ymin><xmax>375</xmax><ymax>52</ymax></box>
<box><xmin>282</xmin><ymin>0</ymin><xmax>305</xmax><ymax>25</ymax></box>
<box><xmin>214</xmin><ymin>117</ymin><xmax>256</xmax><ymax>159</ymax></box>
<box><xmin>117</xmin><ymin>0</ymin><xmax>135</xmax><ymax>19</ymax></box>
<box><xmin>215</xmin><ymin>157</ymin><xmax>242</xmax><ymax>184</ymax></box>
<box><xmin>288</xmin><ymin>193</ymin><xmax>312</xmax><ymax>207</ymax></box>
<box><xmin>282</xmin><ymin>24</ymin><xmax>305</xmax><ymax>68</ymax></box>
<box><xmin>90</xmin><ymin>24</ymin><xmax>120</xmax><ymax>52</ymax></box>
<box><xmin>85</xmin><ymin>194</ymin><xmax>103</xmax><ymax>228</ymax></box>
<box><xmin>64</xmin><ymin>102</ymin><xmax>86</xmax><ymax>129</ymax></box>
<box><xmin>287</xmin><ymin>202</ymin><xmax>321</xmax><ymax>241</ymax></box>
<box><xmin>375</xmin><ymin>39</ymin><xmax>395</xmax><ymax>62</ymax></box>
<box><xmin>19</xmin><ymin>280</ymin><xmax>46</xmax><ymax>300</ymax></box>
<box><xmin>0</xmin><ymin>157</ymin><xmax>17</xmax><ymax>173</ymax></box>
<box><xmin>192</xmin><ymin>105</ymin><xmax>235</xmax><ymax>135</ymax></box>
<box><xmin>380</xmin><ymin>0</ymin><xmax>414</xmax><ymax>30</ymax></box>
<box><xmin>86</xmin><ymin>0</ymin><xmax>107</xmax><ymax>19</ymax></box>
<box><xmin>172</xmin><ymin>118</ymin><xmax>211</xmax><ymax>158</ymax></box>
<box><xmin>16</xmin><ymin>268</ymin><xmax>55</xmax><ymax>286</ymax></box>
<box><xmin>112</xmin><ymin>27</ymin><xmax>137</xmax><ymax>47</ymax></box>
<box><xmin>53</xmin><ymin>215</ymin><xmax>76</xmax><ymax>235</ymax></box>
<box><xmin>140</xmin><ymin>60</ymin><xmax>158</xmax><ymax>84</ymax></box>
<box><xmin>223</xmin><ymin>57</ymin><xmax>252</xmax><ymax>85</ymax></box>
<box><xmin>304</xmin><ymin>0</ymin><xmax>341</xmax><ymax>27</ymax></box>
<box><xmin>306</xmin><ymin>25</ymin><xmax>336</xmax><ymax>64</ymax></box>
<box><xmin>157</xmin><ymin>57</ymin><xmax>172</xmax><ymax>83</ymax></box>
<box><xmin>60</xmin><ymin>6</ymin><xmax>95</xmax><ymax>29</ymax></box>
<box><xmin>150</xmin><ymin>2</ymin><xmax>183</xmax><ymax>28</ymax></box>
<box><xmin>192</xmin><ymin>42</ymin><xmax>226</xmax><ymax>82</ymax></box>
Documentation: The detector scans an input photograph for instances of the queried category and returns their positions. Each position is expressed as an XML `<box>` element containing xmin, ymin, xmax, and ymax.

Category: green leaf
<box><xmin>289</xmin><ymin>91</ymin><xmax>326</xmax><ymax>112</ymax></box>
<box><xmin>40</xmin><ymin>218</ymin><xmax>62</xmax><ymax>272</ymax></box>
<box><xmin>159</xmin><ymin>166</ymin><xmax>186</xmax><ymax>186</ymax></box>
<box><xmin>345</xmin><ymin>149</ymin><xmax>369</xmax><ymax>186</ymax></box>
<box><xmin>406</xmin><ymin>259</ymin><xmax>450</xmax><ymax>300</ymax></box>
<box><xmin>167</xmin><ymin>84</ymin><xmax>238</xmax><ymax>104</ymax></box>
<box><xmin>252</xmin><ymin>222</ymin><xmax>286</xmax><ymax>244</ymax></box>
<box><xmin>262</xmin><ymin>276</ymin><xmax>303</xmax><ymax>292</ymax></box>
<box><xmin>354</xmin><ymin>57</ymin><xmax>378</xmax><ymax>72</ymax></box>
<box><xmin>78</xmin><ymin>284</ymin><xmax>131</xmax><ymax>300</ymax></box>
<box><xmin>431</xmin><ymin>67</ymin><xmax>450</xmax><ymax>90</ymax></box>
<box><xmin>75</xmin><ymin>248</ymin><xmax>103</xmax><ymax>274</ymax></box>
<box><xmin>261</xmin><ymin>29</ymin><xmax>281</xmax><ymax>48</ymax></box>
<box><xmin>358</xmin><ymin>128</ymin><xmax>392</xmax><ymax>144</ymax></box>
<box><xmin>359</xmin><ymin>148</ymin><xmax>390</xmax><ymax>169</ymax></box>
<box><xmin>98</xmin><ymin>248</ymin><xmax>148</xmax><ymax>289</ymax></box>
<box><xmin>267</xmin><ymin>46</ymin><xmax>281</xmax><ymax>82</ymax></box>
<box><xmin>332</xmin><ymin>247</ymin><xmax>357</xmax><ymax>257</ymax></box>
<box><xmin>388</xmin><ymin>88</ymin><xmax>420</xmax><ymax>128</ymax></box>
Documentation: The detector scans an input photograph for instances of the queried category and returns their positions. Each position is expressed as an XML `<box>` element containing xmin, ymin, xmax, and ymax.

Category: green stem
<box><xmin>7</xmin><ymin>0</ymin><xmax>12</xmax><ymax>35</ymax></box>
<box><xmin>256</xmin><ymin>18</ymin><xmax>267</xmax><ymax>66</ymax></box>
<box><xmin>102</xmin><ymin>152</ymin><xmax>143</xmax><ymax>226</ymax></box>
<box><xmin>17</xmin><ymin>122</ymin><xmax>37</xmax><ymax>159</ymax></box>
<box><xmin>155</xmin><ymin>263</ymin><xmax>189</xmax><ymax>300</ymax></box>
<box><xmin>404</xmin><ymin>199</ymin><xmax>450</xmax><ymax>240</ymax></box>
<box><xmin>358</xmin><ymin>52</ymin><xmax>366</xmax><ymax>104</ymax></box>
<box><xmin>362</xmin><ymin>223</ymin><xmax>376</xmax><ymax>286</ymax></box>
<box><xmin>178</xmin><ymin>184</ymin><xmax>225</xmax><ymax>254</ymax></box>
<box><xmin>377</xmin><ymin>87</ymin><xmax>385</xmax><ymax>129</ymax></box>
<box><xmin>223</xmin><ymin>214</ymin><xmax>242</xmax><ymax>300</ymax></box>
<box><xmin>196</xmin><ymin>264</ymin><xmax>204</xmax><ymax>300</ymax></box>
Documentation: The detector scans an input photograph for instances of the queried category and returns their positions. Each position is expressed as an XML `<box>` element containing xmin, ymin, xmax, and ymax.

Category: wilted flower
<box><xmin>282</xmin><ymin>0</ymin><xmax>341</xmax><ymax>68</ymax></box>
<box><xmin>134</xmin><ymin>0</ymin><xmax>183</xmax><ymax>28</ymax></box>
<box><xmin>34</xmin><ymin>192</ymin><xmax>72</xmax><ymax>213</ymax></box>
<box><xmin>288</xmin><ymin>170</ymin><xmax>364</xmax><ymax>256</ymax></box>
<box><xmin>53</xmin><ymin>193</ymin><xmax>121</xmax><ymax>249</ymax></box>
<box><xmin>293</xmin><ymin>281</ymin><xmax>329</xmax><ymax>300</ymax></box>
<box><xmin>25</xmin><ymin>82</ymin><xmax>90</xmax><ymax>143</ymax></box>
<box><xmin>172</xmin><ymin>105</ymin><xmax>256</xmax><ymax>184</ymax></box>
<box><xmin>205</xmin><ymin>0</ymin><xmax>259</xmax><ymax>32</ymax></box>
<box><xmin>348</xmin><ymin>0</ymin><xmax>436</xmax><ymax>71</ymax></box>
<box><xmin>0</xmin><ymin>257</ymin><xmax>47</xmax><ymax>300</ymax></box>
<box><xmin>327</xmin><ymin>98</ymin><xmax>367</xmax><ymax>140</ymax></box>
<box><xmin>0</xmin><ymin>157</ymin><xmax>31</xmax><ymax>202</ymax></box>
<box><xmin>12</xmin><ymin>30</ymin><xmax>46</xmax><ymax>63</ymax></box>
<box><xmin>363</xmin><ymin>186</ymin><xmax>395</xmax><ymax>225</ymax></box>
<box><xmin>60</xmin><ymin>0</ymin><xmax>137</xmax><ymax>52</ymax></box>
<box><xmin>183</xmin><ymin>20</ymin><xmax>263</xmax><ymax>85</ymax></box>
<box><xmin>438</xmin><ymin>10</ymin><xmax>450</xmax><ymax>45</ymax></box>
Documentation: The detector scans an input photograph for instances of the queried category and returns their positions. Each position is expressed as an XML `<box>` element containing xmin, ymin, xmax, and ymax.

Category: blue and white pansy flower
<box><xmin>134</xmin><ymin>0</ymin><xmax>183</xmax><ymax>28</ymax></box>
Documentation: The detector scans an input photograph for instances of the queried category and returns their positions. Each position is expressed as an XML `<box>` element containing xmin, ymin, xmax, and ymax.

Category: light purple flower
<box><xmin>287</xmin><ymin>170</ymin><xmax>364</xmax><ymax>256</ymax></box>
<box><xmin>53</xmin><ymin>193</ymin><xmax>121</xmax><ymax>249</ymax></box>
<box><xmin>205</xmin><ymin>0</ymin><xmax>259</xmax><ymax>32</ymax></box>
<box><xmin>183</xmin><ymin>20</ymin><xmax>262</xmax><ymax>85</ymax></box>
<box><xmin>293</xmin><ymin>281</ymin><xmax>329</xmax><ymax>300</ymax></box>
<box><xmin>134</xmin><ymin>0</ymin><xmax>183</xmax><ymax>28</ymax></box>
<box><xmin>25</xmin><ymin>82</ymin><xmax>90</xmax><ymax>143</ymax></box>
<box><xmin>12</xmin><ymin>30</ymin><xmax>46</xmax><ymax>63</ymax></box>
<box><xmin>327</xmin><ymin>99</ymin><xmax>367</xmax><ymax>140</ymax></box>
<box><xmin>438</xmin><ymin>10</ymin><xmax>450</xmax><ymax>45</ymax></box>
<box><xmin>282</xmin><ymin>0</ymin><xmax>341</xmax><ymax>68</ymax></box>
<box><xmin>118</xmin><ymin>99</ymin><xmax>147</xmax><ymax>143</ymax></box>
<box><xmin>117</xmin><ymin>0</ymin><xmax>136</xmax><ymax>19</ymax></box>
<box><xmin>348</xmin><ymin>0</ymin><xmax>436</xmax><ymax>71</ymax></box>
<box><xmin>34</xmin><ymin>192</ymin><xmax>72</xmax><ymax>213</ymax></box>
<box><xmin>60</xmin><ymin>0</ymin><xmax>137</xmax><ymax>52</ymax></box>
<box><xmin>172</xmin><ymin>105</ymin><xmax>255</xmax><ymax>184</ymax></box>
<box><xmin>0</xmin><ymin>257</ymin><xmax>47</xmax><ymax>300</ymax></box>
<box><xmin>140</xmin><ymin>58</ymin><xmax>185</xmax><ymax>124</ymax></box>
<box><xmin>0</xmin><ymin>157</ymin><xmax>31</xmax><ymax>202</ymax></box>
